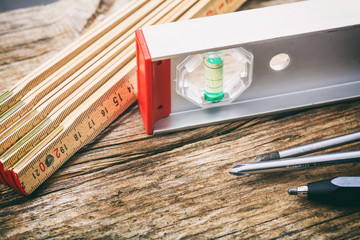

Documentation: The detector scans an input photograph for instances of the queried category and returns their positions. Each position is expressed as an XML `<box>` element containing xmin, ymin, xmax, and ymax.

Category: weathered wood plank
<box><xmin>1</xmin><ymin>0</ymin><xmax>360</xmax><ymax>239</ymax></box>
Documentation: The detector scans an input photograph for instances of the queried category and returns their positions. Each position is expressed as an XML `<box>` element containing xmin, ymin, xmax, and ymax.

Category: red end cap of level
<box><xmin>135</xmin><ymin>29</ymin><xmax>171</xmax><ymax>134</ymax></box>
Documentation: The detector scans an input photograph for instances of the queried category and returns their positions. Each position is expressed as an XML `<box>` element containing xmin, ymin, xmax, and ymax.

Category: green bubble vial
<box><xmin>204</xmin><ymin>56</ymin><xmax>224</xmax><ymax>103</ymax></box>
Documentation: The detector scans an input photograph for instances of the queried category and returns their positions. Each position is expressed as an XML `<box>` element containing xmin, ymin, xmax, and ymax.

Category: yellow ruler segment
<box><xmin>3</xmin><ymin>0</ymin><xmax>247</xmax><ymax>194</ymax></box>
<box><xmin>0</xmin><ymin>0</ymin><xmax>163</xmax><ymax>133</ymax></box>
<box><xmin>0</xmin><ymin>0</ymin><xmax>147</xmax><ymax>115</ymax></box>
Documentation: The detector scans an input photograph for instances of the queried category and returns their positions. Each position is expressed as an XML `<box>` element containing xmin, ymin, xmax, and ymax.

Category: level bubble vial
<box><xmin>176</xmin><ymin>47</ymin><xmax>254</xmax><ymax>108</ymax></box>
<box><xmin>204</xmin><ymin>53</ymin><xmax>224</xmax><ymax>103</ymax></box>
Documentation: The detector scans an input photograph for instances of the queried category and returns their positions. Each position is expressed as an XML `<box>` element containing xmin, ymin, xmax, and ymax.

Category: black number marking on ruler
<box><xmin>16</xmin><ymin>69</ymin><xmax>137</xmax><ymax>195</ymax></box>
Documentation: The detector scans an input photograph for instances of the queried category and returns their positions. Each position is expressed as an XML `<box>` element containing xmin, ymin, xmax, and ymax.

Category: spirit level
<box><xmin>136</xmin><ymin>0</ymin><xmax>360</xmax><ymax>134</ymax></box>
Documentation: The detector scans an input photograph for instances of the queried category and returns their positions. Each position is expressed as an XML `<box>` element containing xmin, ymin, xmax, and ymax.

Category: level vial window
<box><xmin>176</xmin><ymin>47</ymin><xmax>254</xmax><ymax>108</ymax></box>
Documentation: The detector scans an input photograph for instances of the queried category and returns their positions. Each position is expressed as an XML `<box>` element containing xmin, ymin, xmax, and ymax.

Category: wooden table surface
<box><xmin>1</xmin><ymin>0</ymin><xmax>359</xmax><ymax>239</ymax></box>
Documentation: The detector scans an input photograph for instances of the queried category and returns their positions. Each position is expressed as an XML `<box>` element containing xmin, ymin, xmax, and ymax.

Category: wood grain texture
<box><xmin>1</xmin><ymin>0</ymin><xmax>360</xmax><ymax>239</ymax></box>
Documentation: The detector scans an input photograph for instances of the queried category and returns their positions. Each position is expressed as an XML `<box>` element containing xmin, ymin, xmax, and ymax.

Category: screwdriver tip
<box><xmin>288</xmin><ymin>188</ymin><xmax>298</xmax><ymax>195</ymax></box>
<box><xmin>229</xmin><ymin>165</ymin><xmax>248</xmax><ymax>176</ymax></box>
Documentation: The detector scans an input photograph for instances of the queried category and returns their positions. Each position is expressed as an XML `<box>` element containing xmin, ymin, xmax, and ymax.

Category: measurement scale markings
<box><xmin>0</xmin><ymin>109</ymin><xmax>38</xmax><ymax>140</ymax></box>
<box><xmin>0</xmin><ymin>0</ymin><xmax>162</xmax><ymax>133</ymax></box>
<box><xmin>8</xmin><ymin>125</ymin><xmax>64</xmax><ymax>192</ymax></box>
<box><xmin>1</xmin><ymin>118</ymin><xmax>52</xmax><ymax>162</ymax></box>
<box><xmin>14</xmin><ymin>126</ymin><xmax>65</xmax><ymax>178</ymax></box>
<box><xmin>0</xmin><ymin>118</ymin><xmax>53</xmax><ymax>184</ymax></box>
<box><xmin>13</xmin><ymin>63</ymin><xmax>137</xmax><ymax>195</ymax></box>
<box><xmin>49</xmin><ymin>45</ymin><xmax>135</xmax><ymax>126</ymax></box>
<box><xmin>0</xmin><ymin>91</ymin><xmax>12</xmax><ymax>105</ymax></box>
<box><xmin>0</xmin><ymin>100</ymin><xmax>25</xmax><ymax>125</ymax></box>
<box><xmin>27</xmin><ymin>76</ymin><xmax>135</xmax><ymax>190</ymax></box>
<box><xmin>0</xmin><ymin>33</ymin><xmax>135</xmax><ymax>153</ymax></box>
<box><xmin>0</xmin><ymin>46</ymin><xmax>135</xmax><ymax>185</ymax></box>
<box><xmin>0</xmin><ymin>0</ymin><xmax>147</xmax><ymax>115</ymax></box>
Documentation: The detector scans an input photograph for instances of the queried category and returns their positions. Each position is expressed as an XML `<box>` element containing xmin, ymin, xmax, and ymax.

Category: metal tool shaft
<box><xmin>279</xmin><ymin>131</ymin><xmax>360</xmax><ymax>158</ymax></box>
<box><xmin>229</xmin><ymin>151</ymin><xmax>360</xmax><ymax>176</ymax></box>
<box><xmin>254</xmin><ymin>131</ymin><xmax>360</xmax><ymax>161</ymax></box>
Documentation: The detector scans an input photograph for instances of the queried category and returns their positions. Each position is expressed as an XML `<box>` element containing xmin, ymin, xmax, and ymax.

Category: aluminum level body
<box><xmin>136</xmin><ymin>0</ymin><xmax>360</xmax><ymax>134</ymax></box>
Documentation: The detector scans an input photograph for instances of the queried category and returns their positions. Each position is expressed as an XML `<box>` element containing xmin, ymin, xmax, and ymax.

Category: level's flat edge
<box><xmin>153</xmin><ymin>81</ymin><xmax>360</xmax><ymax>134</ymax></box>
<box><xmin>142</xmin><ymin>0</ymin><xmax>360</xmax><ymax>60</ymax></box>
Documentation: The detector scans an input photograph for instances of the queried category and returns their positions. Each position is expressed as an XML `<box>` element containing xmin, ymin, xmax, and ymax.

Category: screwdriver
<box><xmin>254</xmin><ymin>131</ymin><xmax>360</xmax><ymax>162</ymax></box>
<box><xmin>288</xmin><ymin>176</ymin><xmax>360</xmax><ymax>206</ymax></box>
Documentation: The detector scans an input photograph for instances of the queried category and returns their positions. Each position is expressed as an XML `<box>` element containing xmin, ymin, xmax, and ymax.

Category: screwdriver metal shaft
<box><xmin>229</xmin><ymin>151</ymin><xmax>360</xmax><ymax>176</ymax></box>
<box><xmin>254</xmin><ymin>131</ymin><xmax>360</xmax><ymax>162</ymax></box>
